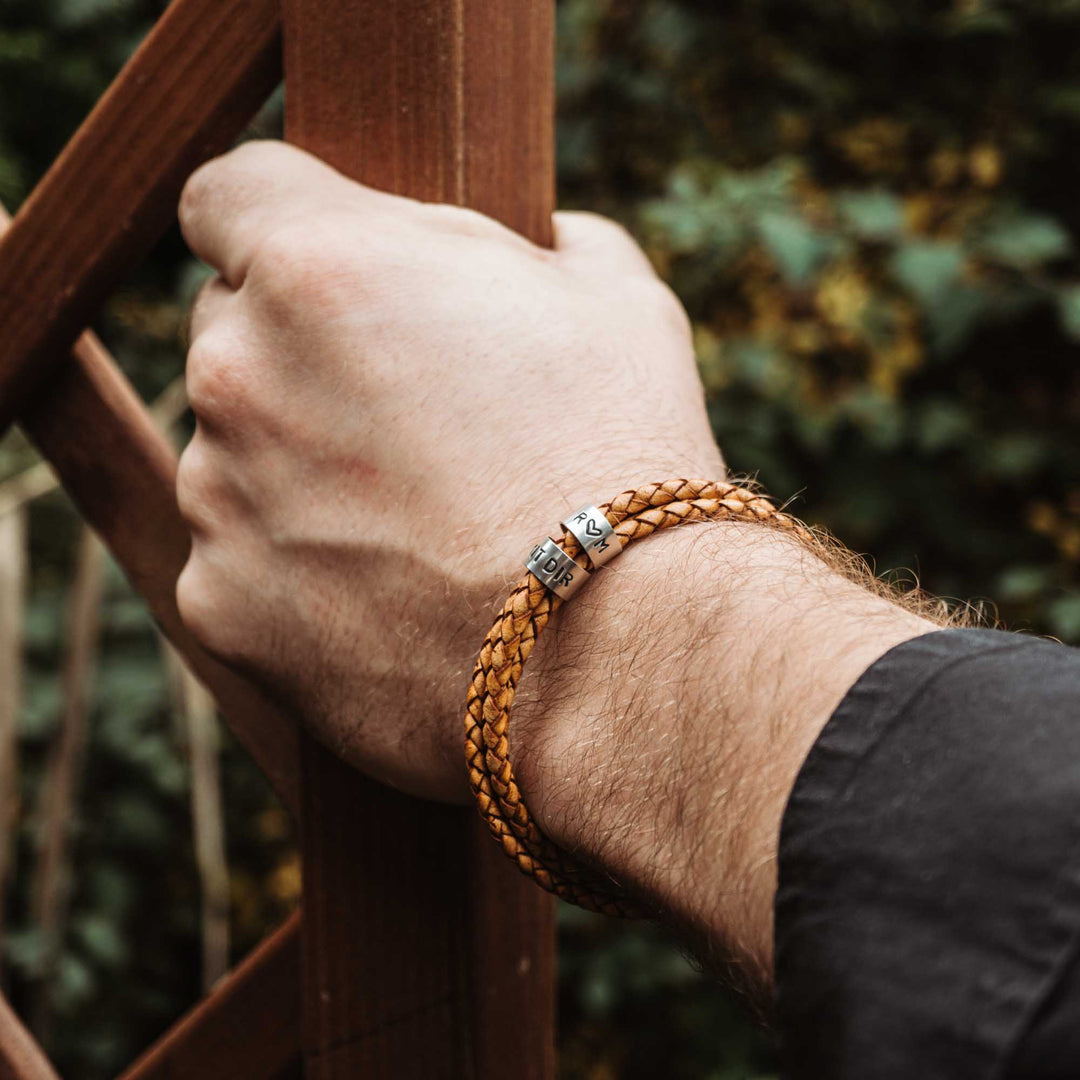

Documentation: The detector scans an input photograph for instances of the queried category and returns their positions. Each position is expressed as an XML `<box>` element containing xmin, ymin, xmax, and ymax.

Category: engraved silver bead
<box><xmin>560</xmin><ymin>504</ymin><xmax>619</xmax><ymax>568</ymax></box>
<box><xmin>525</xmin><ymin>537</ymin><xmax>590</xmax><ymax>600</ymax></box>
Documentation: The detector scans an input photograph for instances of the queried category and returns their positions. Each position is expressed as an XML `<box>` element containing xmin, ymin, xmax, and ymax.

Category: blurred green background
<box><xmin>0</xmin><ymin>0</ymin><xmax>1078</xmax><ymax>1076</ymax></box>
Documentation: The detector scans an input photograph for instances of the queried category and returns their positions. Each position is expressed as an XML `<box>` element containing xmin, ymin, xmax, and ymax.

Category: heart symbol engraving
<box><xmin>585</xmin><ymin>519</ymin><xmax>602</xmax><ymax>537</ymax></box>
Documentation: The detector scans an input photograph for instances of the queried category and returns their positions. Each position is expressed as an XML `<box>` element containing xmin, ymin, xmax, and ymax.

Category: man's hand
<box><xmin>175</xmin><ymin>140</ymin><xmax>722</xmax><ymax>804</ymax></box>
<box><xmin>176</xmin><ymin>140</ymin><xmax>934</xmax><ymax>990</ymax></box>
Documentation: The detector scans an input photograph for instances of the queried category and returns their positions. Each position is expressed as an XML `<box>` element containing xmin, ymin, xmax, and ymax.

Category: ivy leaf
<box><xmin>995</xmin><ymin>566</ymin><xmax>1051</xmax><ymax>602</ymax></box>
<box><xmin>53</xmin><ymin>0</ymin><xmax>137</xmax><ymax>31</ymax></box>
<box><xmin>1056</xmin><ymin>284</ymin><xmax>1080</xmax><ymax>341</ymax></box>
<box><xmin>891</xmin><ymin>241</ymin><xmax>989</xmax><ymax>356</ymax></box>
<box><xmin>834</xmin><ymin>189</ymin><xmax>904</xmax><ymax>241</ymax></box>
<box><xmin>73</xmin><ymin>913</ymin><xmax>129</xmax><ymax>967</ymax></box>
<box><xmin>973</xmin><ymin>209</ymin><xmax>1072</xmax><ymax>269</ymax></box>
<box><xmin>892</xmin><ymin>240</ymin><xmax>965</xmax><ymax>305</ymax></box>
<box><xmin>986</xmin><ymin>433</ymin><xmax>1048</xmax><ymax>480</ymax></box>
<box><xmin>1048</xmin><ymin>596</ymin><xmax>1080</xmax><ymax>642</ymax></box>
<box><xmin>916</xmin><ymin>399</ymin><xmax>971</xmax><ymax>453</ymax></box>
<box><xmin>756</xmin><ymin>209</ymin><xmax>835</xmax><ymax>284</ymax></box>
<box><xmin>56</xmin><ymin>953</ymin><xmax>96</xmax><ymax>1008</ymax></box>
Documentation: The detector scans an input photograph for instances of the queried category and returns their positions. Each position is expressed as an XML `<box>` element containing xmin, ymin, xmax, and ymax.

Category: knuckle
<box><xmin>179</xmin><ymin>160</ymin><xmax>217</xmax><ymax>233</ymax></box>
<box><xmin>253</xmin><ymin>222</ymin><xmax>306</xmax><ymax>269</ymax></box>
<box><xmin>248</xmin><ymin>217</ymin><xmax>361</xmax><ymax>309</ymax></box>
<box><xmin>175</xmin><ymin>435</ymin><xmax>241</xmax><ymax>541</ymax></box>
<box><xmin>185</xmin><ymin>141</ymin><xmax>275</xmax><ymax>197</ymax></box>
<box><xmin>175</xmin><ymin>438</ymin><xmax>213</xmax><ymax>528</ymax></box>
<box><xmin>248</xmin><ymin>221</ymin><xmax>315</xmax><ymax>282</ymax></box>
<box><xmin>584</xmin><ymin>210</ymin><xmax>632</xmax><ymax>239</ymax></box>
<box><xmin>187</xmin><ymin>275</ymin><xmax>227</xmax><ymax>339</ymax></box>
<box><xmin>636</xmin><ymin>277</ymin><xmax>692</xmax><ymax>338</ymax></box>
<box><xmin>557</xmin><ymin>211</ymin><xmax>658</xmax><ymax>276</ymax></box>
<box><xmin>175</xmin><ymin>557</ymin><xmax>212</xmax><ymax>635</ymax></box>
<box><xmin>180</xmin><ymin>142</ymin><xmax>285</xmax><ymax>235</ymax></box>
<box><xmin>185</xmin><ymin>336</ymin><xmax>251</xmax><ymax>425</ymax></box>
<box><xmin>426</xmin><ymin>204</ymin><xmax>542</xmax><ymax>260</ymax></box>
<box><xmin>428</xmin><ymin>203</ymin><xmax>497</xmax><ymax>238</ymax></box>
<box><xmin>180</xmin><ymin>142</ymin><xmax>291</xmax><ymax>235</ymax></box>
<box><xmin>565</xmin><ymin>209</ymin><xmax>632</xmax><ymax>244</ymax></box>
<box><xmin>597</xmin><ymin>216</ymin><xmax>653</xmax><ymax>267</ymax></box>
<box><xmin>176</xmin><ymin>555</ymin><xmax>237</xmax><ymax>662</ymax></box>
<box><xmin>225</xmin><ymin>138</ymin><xmax>285</xmax><ymax>172</ymax></box>
<box><xmin>657</xmin><ymin>282</ymin><xmax>692</xmax><ymax>334</ymax></box>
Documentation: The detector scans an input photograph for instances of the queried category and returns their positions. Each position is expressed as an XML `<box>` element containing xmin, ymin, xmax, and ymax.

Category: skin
<box><xmin>175</xmin><ymin>140</ymin><xmax>936</xmax><ymax>997</ymax></box>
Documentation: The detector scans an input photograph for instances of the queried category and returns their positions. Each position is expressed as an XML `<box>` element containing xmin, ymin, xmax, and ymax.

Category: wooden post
<box><xmin>282</xmin><ymin>1</ymin><xmax>557</xmax><ymax>1076</ymax></box>
<box><xmin>116</xmin><ymin>912</ymin><xmax>302</xmax><ymax>1080</ymax></box>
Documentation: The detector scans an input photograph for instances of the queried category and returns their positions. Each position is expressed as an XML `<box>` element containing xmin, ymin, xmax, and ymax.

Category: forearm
<box><xmin>174</xmin><ymin>143</ymin><xmax>939</xmax><ymax>998</ymax></box>
<box><xmin>514</xmin><ymin>520</ymin><xmax>936</xmax><ymax>991</ymax></box>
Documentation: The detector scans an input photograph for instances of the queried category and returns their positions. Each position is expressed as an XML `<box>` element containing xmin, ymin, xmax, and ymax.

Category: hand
<box><xmin>176</xmin><ymin>141</ymin><xmax>935</xmax><ymax>985</ymax></box>
<box><xmin>174</xmin><ymin>140</ymin><xmax>723</xmax><ymax>805</ymax></box>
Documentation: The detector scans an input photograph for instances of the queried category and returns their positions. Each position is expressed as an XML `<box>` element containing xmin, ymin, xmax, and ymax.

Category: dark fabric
<box><xmin>774</xmin><ymin>629</ymin><xmax>1080</xmax><ymax>1079</ymax></box>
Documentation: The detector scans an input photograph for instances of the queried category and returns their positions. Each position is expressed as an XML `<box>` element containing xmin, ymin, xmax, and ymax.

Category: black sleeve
<box><xmin>774</xmin><ymin>629</ymin><xmax>1080</xmax><ymax>1080</ymax></box>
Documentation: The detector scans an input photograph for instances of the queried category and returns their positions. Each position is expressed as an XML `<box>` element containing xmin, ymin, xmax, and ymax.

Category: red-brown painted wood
<box><xmin>283</xmin><ymin>0</ymin><xmax>557</xmax><ymax>1075</ymax></box>
<box><xmin>0</xmin><ymin>202</ymin><xmax>301</xmax><ymax>808</ymax></box>
<box><xmin>0</xmin><ymin>993</ymin><xmax>59</xmax><ymax>1080</ymax></box>
<box><xmin>116</xmin><ymin>913</ymin><xmax>301</xmax><ymax>1080</ymax></box>
<box><xmin>17</xmin><ymin>328</ymin><xmax>302</xmax><ymax>809</ymax></box>
<box><xmin>0</xmin><ymin>0</ymin><xmax>282</xmax><ymax>428</ymax></box>
<box><xmin>0</xmin><ymin>0</ymin><xmax>301</xmax><ymax>805</ymax></box>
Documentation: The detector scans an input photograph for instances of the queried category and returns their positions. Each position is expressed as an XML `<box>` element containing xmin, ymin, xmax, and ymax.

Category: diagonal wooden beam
<box><xmin>285</xmin><ymin>1</ymin><xmax>557</xmax><ymax>1075</ymax></box>
<box><xmin>0</xmin><ymin>2</ymin><xmax>300</xmax><ymax>1072</ymax></box>
<box><xmin>0</xmin><ymin>992</ymin><xmax>59</xmax><ymax>1080</ymax></box>
<box><xmin>0</xmin><ymin>197</ymin><xmax>300</xmax><ymax>806</ymax></box>
<box><xmin>16</xmin><ymin>316</ymin><xmax>300</xmax><ymax>810</ymax></box>
<box><xmin>0</xmin><ymin>0</ymin><xmax>302</xmax><ymax>807</ymax></box>
<box><xmin>116</xmin><ymin>912</ymin><xmax>301</xmax><ymax>1080</ymax></box>
<box><xmin>0</xmin><ymin>0</ymin><xmax>282</xmax><ymax>429</ymax></box>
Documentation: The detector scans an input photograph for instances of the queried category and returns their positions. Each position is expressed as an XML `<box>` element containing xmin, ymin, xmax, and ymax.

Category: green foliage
<box><xmin>0</xmin><ymin>0</ymin><xmax>1078</xmax><ymax>1076</ymax></box>
<box><xmin>5</xmin><ymin>546</ymin><xmax>296</xmax><ymax>1078</ymax></box>
<box><xmin>558</xmin><ymin>0</ymin><xmax>1080</xmax><ymax>637</ymax></box>
<box><xmin>555</xmin><ymin>0</ymin><xmax>1080</xmax><ymax>1072</ymax></box>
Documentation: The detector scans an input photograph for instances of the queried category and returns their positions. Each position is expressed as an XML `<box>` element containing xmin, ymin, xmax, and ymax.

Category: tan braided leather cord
<box><xmin>464</xmin><ymin>479</ymin><xmax>812</xmax><ymax>917</ymax></box>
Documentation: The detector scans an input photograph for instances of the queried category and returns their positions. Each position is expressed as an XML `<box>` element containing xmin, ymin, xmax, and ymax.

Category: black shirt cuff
<box><xmin>774</xmin><ymin>629</ymin><xmax>1080</xmax><ymax>1079</ymax></box>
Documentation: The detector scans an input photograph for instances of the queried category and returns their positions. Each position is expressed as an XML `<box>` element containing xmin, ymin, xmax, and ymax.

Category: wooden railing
<box><xmin>0</xmin><ymin>1</ymin><xmax>556</xmax><ymax>1076</ymax></box>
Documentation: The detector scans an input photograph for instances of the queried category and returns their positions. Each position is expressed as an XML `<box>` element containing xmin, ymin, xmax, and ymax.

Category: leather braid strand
<box><xmin>464</xmin><ymin>479</ymin><xmax>811</xmax><ymax>916</ymax></box>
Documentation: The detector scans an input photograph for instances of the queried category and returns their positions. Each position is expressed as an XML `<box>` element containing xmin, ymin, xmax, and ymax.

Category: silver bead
<box><xmin>560</xmin><ymin>504</ymin><xmax>619</xmax><ymax>568</ymax></box>
<box><xmin>525</xmin><ymin>537</ymin><xmax>590</xmax><ymax>600</ymax></box>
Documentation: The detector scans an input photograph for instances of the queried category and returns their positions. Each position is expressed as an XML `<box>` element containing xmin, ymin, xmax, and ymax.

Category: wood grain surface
<box><xmin>117</xmin><ymin>913</ymin><xmax>301</xmax><ymax>1080</ymax></box>
<box><xmin>0</xmin><ymin>0</ymin><xmax>282</xmax><ymax>428</ymax></box>
<box><xmin>284</xmin><ymin>0</ymin><xmax>557</xmax><ymax>1076</ymax></box>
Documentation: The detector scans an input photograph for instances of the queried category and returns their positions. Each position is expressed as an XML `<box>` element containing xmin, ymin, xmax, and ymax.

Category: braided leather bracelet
<box><xmin>464</xmin><ymin>478</ymin><xmax>811</xmax><ymax>916</ymax></box>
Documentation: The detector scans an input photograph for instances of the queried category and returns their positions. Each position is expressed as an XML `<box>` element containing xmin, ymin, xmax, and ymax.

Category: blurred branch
<box><xmin>23</xmin><ymin>375</ymin><xmax>188</xmax><ymax>1039</ymax></box>
<box><xmin>0</xmin><ymin>507</ymin><xmax>26</xmax><ymax>985</ymax></box>
<box><xmin>162</xmin><ymin>643</ymin><xmax>230</xmax><ymax>994</ymax></box>
<box><xmin>29</xmin><ymin>525</ymin><xmax>105</xmax><ymax>1045</ymax></box>
<box><xmin>156</xmin><ymin>377</ymin><xmax>230</xmax><ymax>994</ymax></box>
<box><xmin>0</xmin><ymin>468</ymin><xmax>57</xmax><ymax>521</ymax></box>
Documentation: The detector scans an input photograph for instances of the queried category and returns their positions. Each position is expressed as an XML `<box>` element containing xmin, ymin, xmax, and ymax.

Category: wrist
<box><xmin>512</xmin><ymin>523</ymin><xmax>727</xmax><ymax>864</ymax></box>
<box><xmin>510</xmin><ymin>518</ymin><xmax>935</xmax><ymax>984</ymax></box>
